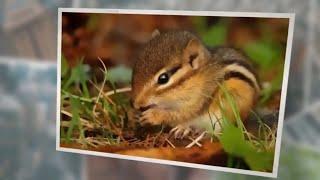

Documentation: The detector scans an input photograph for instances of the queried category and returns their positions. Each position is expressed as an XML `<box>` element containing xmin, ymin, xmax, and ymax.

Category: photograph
<box><xmin>56</xmin><ymin>9</ymin><xmax>294</xmax><ymax>178</ymax></box>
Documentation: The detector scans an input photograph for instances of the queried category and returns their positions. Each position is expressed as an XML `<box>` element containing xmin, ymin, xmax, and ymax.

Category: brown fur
<box><xmin>210</xmin><ymin>79</ymin><xmax>257</xmax><ymax>123</ymax></box>
<box><xmin>132</xmin><ymin>31</ymin><xmax>259</xmax><ymax>128</ymax></box>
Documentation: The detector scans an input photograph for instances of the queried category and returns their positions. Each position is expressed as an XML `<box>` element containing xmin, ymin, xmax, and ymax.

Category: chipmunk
<box><xmin>131</xmin><ymin>30</ymin><xmax>260</xmax><ymax>138</ymax></box>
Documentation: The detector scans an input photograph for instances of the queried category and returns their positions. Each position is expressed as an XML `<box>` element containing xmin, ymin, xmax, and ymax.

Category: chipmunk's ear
<box><xmin>183</xmin><ymin>38</ymin><xmax>207</xmax><ymax>69</ymax></box>
<box><xmin>151</xmin><ymin>29</ymin><xmax>160</xmax><ymax>38</ymax></box>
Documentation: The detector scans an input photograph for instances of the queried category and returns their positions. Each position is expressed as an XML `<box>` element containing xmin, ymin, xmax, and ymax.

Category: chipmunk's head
<box><xmin>131</xmin><ymin>30</ymin><xmax>222</xmax><ymax>125</ymax></box>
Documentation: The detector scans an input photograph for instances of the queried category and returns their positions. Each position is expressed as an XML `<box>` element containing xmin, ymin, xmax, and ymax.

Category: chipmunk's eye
<box><xmin>157</xmin><ymin>73</ymin><xmax>169</xmax><ymax>84</ymax></box>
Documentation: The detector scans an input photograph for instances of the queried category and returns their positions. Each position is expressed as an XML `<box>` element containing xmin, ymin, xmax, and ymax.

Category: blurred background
<box><xmin>61</xmin><ymin>13</ymin><xmax>288</xmax><ymax>104</ymax></box>
<box><xmin>0</xmin><ymin>0</ymin><xmax>320</xmax><ymax>180</ymax></box>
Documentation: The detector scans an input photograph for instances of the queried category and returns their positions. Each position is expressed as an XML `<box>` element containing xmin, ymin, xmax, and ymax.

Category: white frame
<box><xmin>56</xmin><ymin>8</ymin><xmax>295</xmax><ymax>178</ymax></box>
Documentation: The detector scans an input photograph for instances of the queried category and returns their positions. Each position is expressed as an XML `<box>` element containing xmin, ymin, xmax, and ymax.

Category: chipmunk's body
<box><xmin>132</xmin><ymin>31</ymin><xmax>260</xmax><ymax>138</ymax></box>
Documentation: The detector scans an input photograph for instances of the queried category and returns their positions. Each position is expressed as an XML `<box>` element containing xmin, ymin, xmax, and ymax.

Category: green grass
<box><xmin>60</xmin><ymin>56</ymin><xmax>131</xmax><ymax>147</ymax></box>
<box><xmin>217</xmin><ymin>83</ymin><xmax>275</xmax><ymax>171</ymax></box>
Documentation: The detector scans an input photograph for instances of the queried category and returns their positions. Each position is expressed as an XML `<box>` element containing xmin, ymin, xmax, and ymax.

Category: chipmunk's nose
<box><xmin>131</xmin><ymin>99</ymin><xmax>156</xmax><ymax>112</ymax></box>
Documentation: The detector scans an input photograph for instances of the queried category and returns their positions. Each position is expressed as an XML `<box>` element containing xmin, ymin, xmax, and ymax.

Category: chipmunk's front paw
<box><xmin>169</xmin><ymin>125</ymin><xmax>193</xmax><ymax>139</ymax></box>
<box><xmin>138</xmin><ymin>109</ymin><xmax>164</xmax><ymax>126</ymax></box>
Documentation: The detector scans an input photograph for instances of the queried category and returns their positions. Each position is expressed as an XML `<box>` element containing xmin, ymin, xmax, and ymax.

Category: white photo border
<box><xmin>56</xmin><ymin>8</ymin><xmax>295</xmax><ymax>178</ymax></box>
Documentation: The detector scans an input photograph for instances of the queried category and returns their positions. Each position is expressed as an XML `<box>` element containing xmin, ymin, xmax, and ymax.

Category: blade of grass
<box><xmin>66</xmin><ymin>97</ymin><xmax>81</xmax><ymax>142</ymax></box>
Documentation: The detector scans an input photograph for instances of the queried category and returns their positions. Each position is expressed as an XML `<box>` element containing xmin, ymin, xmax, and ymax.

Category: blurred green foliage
<box><xmin>220</xmin><ymin>124</ymin><xmax>274</xmax><ymax>171</ymax></box>
<box><xmin>106</xmin><ymin>65</ymin><xmax>132</xmax><ymax>84</ymax></box>
<box><xmin>193</xmin><ymin>17</ymin><xmax>227</xmax><ymax>46</ymax></box>
<box><xmin>202</xmin><ymin>23</ymin><xmax>228</xmax><ymax>47</ymax></box>
<box><xmin>244</xmin><ymin>40</ymin><xmax>282</xmax><ymax>70</ymax></box>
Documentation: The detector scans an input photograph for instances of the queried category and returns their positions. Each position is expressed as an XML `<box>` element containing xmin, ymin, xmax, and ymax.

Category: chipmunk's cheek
<box><xmin>157</xmin><ymin>98</ymin><xmax>180</xmax><ymax>110</ymax></box>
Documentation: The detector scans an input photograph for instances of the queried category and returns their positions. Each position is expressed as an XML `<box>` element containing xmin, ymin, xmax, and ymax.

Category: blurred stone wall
<box><xmin>0</xmin><ymin>0</ymin><xmax>320</xmax><ymax>180</ymax></box>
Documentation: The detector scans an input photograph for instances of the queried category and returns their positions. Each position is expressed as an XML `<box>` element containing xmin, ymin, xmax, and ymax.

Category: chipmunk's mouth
<box><xmin>139</xmin><ymin>104</ymin><xmax>157</xmax><ymax>112</ymax></box>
